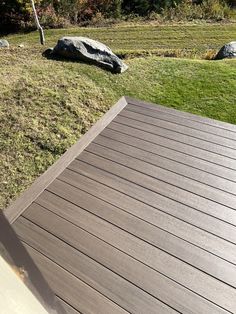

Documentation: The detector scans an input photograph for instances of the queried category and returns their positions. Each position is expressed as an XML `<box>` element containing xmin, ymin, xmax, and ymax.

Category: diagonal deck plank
<box><xmin>16</xmin><ymin>207</ymin><xmax>232</xmax><ymax>314</ymax></box>
<box><xmin>118</xmin><ymin>108</ymin><xmax>236</xmax><ymax>153</ymax></box>
<box><xmin>124</xmin><ymin>106</ymin><xmax>236</xmax><ymax>146</ymax></box>
<box><xmin>93</xmin><ymin>133</ymin><xmax>236</xmax><ymax>194</ymax></box>
<box><xmin>41</xmin><ymin>182</ymin><xmax>236</xmax><ymax>287</ymax></box>
<box><xmin>125</xmin><ymin>96</ymin><xmax>236</xmax><ymax>132</ymax></box>
<box><xmin>85</xmin><ymin>142</ymin><xmax>236</xmax><ymax>206</ymax></box>
<box><xmin>15</xmin><ymin>215</ymin><xmax>178</xmax><ymax>314</ymax></box>
<box><xmin>72</xmin><ymin>155</ymin><xmax>236</xmax><ymax>225</ymax></box>
<box><xmin>24</xmin><ymin>244</ymin><xmax>129</xmax><ymax>314</ymax></box>
<box><xmin>4</xmin><ymin>97</ymin><xmax>236</xmax><ymax>314</ymax></box>
<box><xmin>125</xmin><ymin>104</ymin><xmax>236</xmax><ymax>140</ymax></box>
<box><xmin>64</xmin><ymin>161</ymin><xmax>236</xmax><ymax>244</ymax></box>
<box><xmin>57</xmin><ymin>299</ymin><xmax>81</xmax><ymax>314</ymax></box>
<box><xmin>51</xmin><ymin>174</ymin><xmax>236</xmax><ymax>263</ymax></box>
<box><xmin>111</xmin><ymin>118</ymin><xmax>236</xmax><ymax>170</ymax></box>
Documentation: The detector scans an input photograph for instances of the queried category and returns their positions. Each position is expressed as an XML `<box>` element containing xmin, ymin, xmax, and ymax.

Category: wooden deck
<box><xmin>4</xmin><ymin>96</ymin><xmax>236</xmax><ymax>314</ymax></box>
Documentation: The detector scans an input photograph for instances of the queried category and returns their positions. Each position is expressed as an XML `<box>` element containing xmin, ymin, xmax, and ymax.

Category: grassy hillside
<box><xmin>1</xmin><ymin>23</ymin><xmax>236</xmax><ymax>209</ymax></box>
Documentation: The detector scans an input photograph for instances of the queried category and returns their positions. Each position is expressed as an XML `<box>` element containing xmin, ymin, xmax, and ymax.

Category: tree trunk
<box><xmin>30</xmin><ymin>0</ymin><xmax>45</xmax><ymax>45</ymax></box>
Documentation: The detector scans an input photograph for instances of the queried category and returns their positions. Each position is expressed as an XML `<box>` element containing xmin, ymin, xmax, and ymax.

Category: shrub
<box><xmin>54</xmin><ymin>0</ymin><xmax>122</xmax><ymax>23</ymax></box>
<box><xmin>201</xmin><ymin>0</ymin><xmax>231</xmax><ymax>20</ymax></box>
<box><xmin>82</xmin><ymin>0</ymin><xmax>122</xmax><ymax>20</ymax></box>
<box><xmin>37</xmin><ymin>3</ymin><xmax>70</xmax><ymax>28</ymax></box>
<box><xmin>161</xmin><ymin>0</ymin><xmax>231</xmax><ymax>21</ymax></box>
<box><xmin>0</xmin><ymin>0</ymin><xmax>234</xmax><ymax>33</ymax></box>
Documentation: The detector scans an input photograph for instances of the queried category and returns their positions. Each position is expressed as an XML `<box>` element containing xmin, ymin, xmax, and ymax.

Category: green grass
<box><xmin>7</xmin><ymin>23</ymin><xmax>236</xmax><ymax>58</ymax></box>
<box><xmin>1</xmin><ymin>23</ymin><xmax>236</xmax><ymax>209</ymax></box>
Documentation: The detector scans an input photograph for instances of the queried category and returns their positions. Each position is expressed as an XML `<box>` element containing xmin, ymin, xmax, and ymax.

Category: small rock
<box><xmin>215</xmin><ymin>41</ymin><xmax>236</xmax><ymax>60</ymax></box>
<box><xmin>0</xmin><ymin>39</ymin><xmax>9</xmax><ymax>48</ymax></box>
<box><xmin>18</xmin><ymin>44</ymin><xmax>24</xmax><ymax>48</ymax></box>
<box><xmin>52</xmin><ymin>36</ymin><xmax>128</xmax><ymax>73</ymax></box>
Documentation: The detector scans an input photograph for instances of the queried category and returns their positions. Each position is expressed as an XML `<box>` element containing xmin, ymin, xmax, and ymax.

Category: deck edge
<box><xmin>4</xmin><ymin>97</ymin><xmax>128</xmax><ymax>224</ymax></box>
<box><xmin>125</xmin><ymin>96</ymin><xmax>236</xmax><ymax>131</ymax></box>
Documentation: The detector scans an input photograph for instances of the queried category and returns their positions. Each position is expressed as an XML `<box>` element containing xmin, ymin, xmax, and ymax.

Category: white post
<box><xmin>30</xmin><ymin>0</ymin><xmax>45</xmax><ymax>45</ymax></box>
<box><xmin>0</xmin><ymin>257</ymin><xmax>49</xmax><ymax>314</ymax></box>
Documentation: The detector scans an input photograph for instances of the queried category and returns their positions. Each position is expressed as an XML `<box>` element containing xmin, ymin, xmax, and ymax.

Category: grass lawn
<box><xmin>7</xmin><ymin>23</ymin><xmax>236</xmax><ymax>58</ymax></box>
<box><xmin>1</xmin><ymin>23</ymin><xmax>236</xmax><ymax>209</ymax></box>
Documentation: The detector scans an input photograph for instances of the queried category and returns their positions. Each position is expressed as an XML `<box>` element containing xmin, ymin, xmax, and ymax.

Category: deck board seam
<box><xmin>106</xmin><ymin>125</ymin><xmax>236</xmax><ymax>178</ymax></box>
<box><xmin>56</xmin><ymin>297</ymin><xmax>83</xmax><ymax>314</ymax></box>
<box><xmin>42</xmin><ymin>185</ymin><xmax>236</xmax><ymax>269</ymax></box>
<box><xmin>76</xmin><ymin>153</ymin><xmax>236</xmax><ymax>216</ymax></box>
<box><xmin>126</xmin><ymin>98</ymin><xmax>236</xmax><ymax>133</ymax></box>
<box><xmin>90</xmin><ymin>140</ymin><xmax>236</xmax><ymax>196</ymax></box>
<box><xmin>20</xmin><ymin>236</ymin><xmax>132</xmax><ymax>314</ymax></box>
<box><xmin>116</xmin><ymin>114</ymin><xmax>236</xmax><ymax>157</ymax></box>
<box><xmin>98</xmin><ymin>132</ymin><xmax>236</xmax><ymax>184</ymax></box>
<box><xmin>63</xmin><ymin>167</ymin><xmax>236</xmax><ymax>245</ymax></box>
<box><xmin>18</xmin><ymin>217</ymin><xmax>183</xmax><ymax>314</ymax></box>
<box><xmin>125</xmin><ymin>106</ymin><xmax>236</xmax><ymax>141</ymax></box>
<box><xmin>108</xmin><ymin>123</ymin><xmax>236</xmax><ymax>171</ymax></box>
<box><xmin>18</xmin><ymin>215</ymin><xmax>232</xmax><ymax>313</ymax></box>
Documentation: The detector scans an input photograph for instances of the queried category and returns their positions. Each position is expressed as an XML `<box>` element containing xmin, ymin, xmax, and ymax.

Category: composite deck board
<box><xmin>120</xmin><ymin>108</ymin><xmax>236</xmax><ymax>150</ymax></box>
<box><xmin>16</xmin><ymin>207</ymin><xmax>232</xmax><ymax>314</ymax></box>
<box><xmin>118</xmin><ymin>111</ymin><xmax>236</xmax><ymax>159</ymax></box>
<box><xmin>114</xmin><ymin>115</ymin><xmax>236</xmax><ymax>168</ymax></box>
<box><xmin>5</xmin><ymin>97</ymin><xmax>236</xmax><ymax>313</ymax></box>
<box><xmin>108</xmin><ymin>121</ymin><xmax>236</xmax><ymax>172</ymax></box>
<box><xmin>125</xmin><ymin>104</ymin><xmax>236</xmax><ymax>141</ymax></box>
<box><xmin>15</xmin><ymin>217</ymin><xmax>175</xmax><ymax>314</ymax></box>
<box><xmin>54</xmin><ymin>173</ymin><xmax>236</xmax><ymax>263</ymax></box>
<box><xmin>19</xmin><ymin>198</ymin><xmax>236</xmax><ymax>312</ymax></box>
<box><xmin>43</xmin><ymin>182</ymin><xmax>236</xmax><ymax>287</ymax></box>
<box><xmin>100</xmin><ymin>125</ymin><xmax>236</xmax><ymax>182</ymax></box>
<box><xmin>126</xmin><ymin>97</ymin><xmax>236</xmax><ymax>132</ymax></box>
<box><xmin>74</xmin><ymin>154</ymin><xmax>236</xmax><ymax>225</ymax></box>
<box><xmin>24</xmin><ymin>244</ymin><xmax>128</xmax><ymax>314</ymax></box>
<box><xmin>64</xmin><ymin>162</ymin><xmax>236</xmax><ymax>245</ymax></box>
<box><xmin>85</xmin><ymin>142</ymin><xmax>236</xmax><ymax>206</ymax></box>
<box><xmin>57</xmin><ymin>299</ymin><xmax>82</xmax><ymax>314</ymax></box>
<box><xmin>96</xmin><ymin>130</ymin><xmax>236</xmax><ymax>194</ymax></box>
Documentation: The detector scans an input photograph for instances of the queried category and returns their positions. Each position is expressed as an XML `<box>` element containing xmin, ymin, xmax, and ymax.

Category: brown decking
<box><xmin>4</xmin><ymin>96</ymin><xmax>236</xmax><ymax>314</ymax></box>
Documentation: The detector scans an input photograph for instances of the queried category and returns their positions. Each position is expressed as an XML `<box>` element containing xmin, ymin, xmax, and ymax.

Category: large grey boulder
<box><xmin>215</xmin><ymin>41</ymin><xmax>236</xmax><ymax>60</ymax></box>
<box><xmin>0</xmin><ymin>39</ymin><xmax>9</xmax><ymax>48</ymax></box>
<box><xmin>52</xmin><ymin>37</ymin><xmax>128</xmax><ymax>73</ymax></box>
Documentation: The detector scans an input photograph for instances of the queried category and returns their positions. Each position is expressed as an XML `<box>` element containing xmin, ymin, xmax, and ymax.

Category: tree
<box><xmin>54</xmin><ymin>0</ymin><xmax>87</xmax><ymax>23</ymax></box>
<box><xmin>0</xmin><ymin>0</ymin><xmax>29</xmax><ymax>34</ymax></box>
<box><xmin>30</xmin><ymin>0</ymin><xmax>45</xmax><ymax>44</ymax></box>
<box><xmin>122</xmin><ymin>0</ymin><xmax>150</xmax><ymax>15</ymax></box>
<box><xmin>106</xmin><ymin>0</ymin><xmax>122</xmax><ymax>18</ymax></box>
